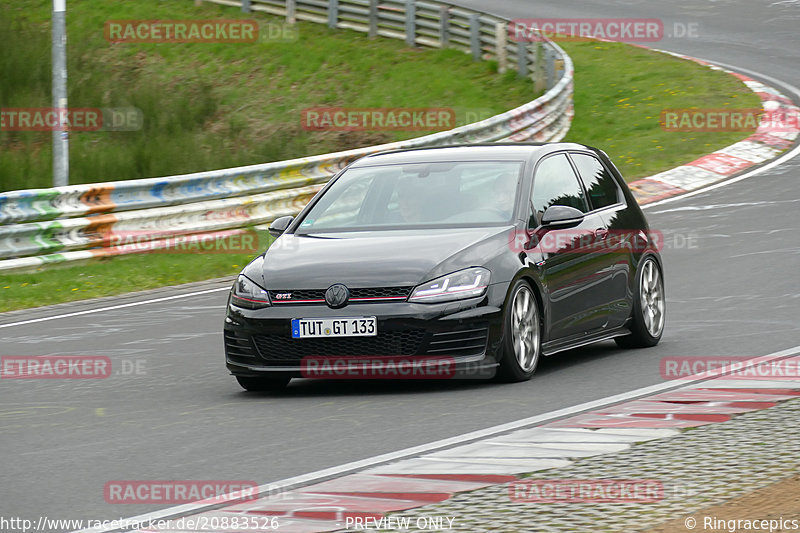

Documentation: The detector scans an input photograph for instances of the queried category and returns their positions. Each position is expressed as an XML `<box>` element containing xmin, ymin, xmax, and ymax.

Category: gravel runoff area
<box><xmin>342</xmin><ymin>398</ymin><xmax>800</xmax><ymax>533</ymax></box>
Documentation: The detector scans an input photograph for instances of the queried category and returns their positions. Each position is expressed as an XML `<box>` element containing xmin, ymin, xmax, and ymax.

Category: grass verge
<box><xmin>0</xmin><ymin>9</ymin><xmax>763</xmax><ymax>312</ymax></box>
<box><xmin>0</xmin><ymin>0</ymin><xmax>529</xmax><ymax>191</ymax></box>
<box><xmin>561</xmin><ymin>40</ymin><xmax>759</xmax><ymax>179</ymax></box>
<box><xmin>0</xmin><ymin>235</ymin><xmax>273</xmax><ymax>312</ymax></box>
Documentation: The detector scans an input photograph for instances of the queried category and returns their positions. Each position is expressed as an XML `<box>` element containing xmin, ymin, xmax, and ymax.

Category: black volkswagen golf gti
<box><xmin>224</xmin><ymin>143</ymin><xmax>665</xmax><ymax>390</ymax></box>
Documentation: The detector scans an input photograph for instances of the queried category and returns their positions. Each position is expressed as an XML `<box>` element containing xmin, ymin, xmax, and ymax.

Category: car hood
<box><xmin>256</xmin><ymin>227</ymin><xmax>513</xmax><ymax>289</ymax></box>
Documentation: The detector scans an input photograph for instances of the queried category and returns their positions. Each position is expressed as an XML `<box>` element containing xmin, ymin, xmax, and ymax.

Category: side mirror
<box><xmin>541</xmin><ymin>205</ymin><xmax>584</xmax><ymax>227</ymax></box>
<box><xmin>268</xmin><ymin>215</ymin><xmax>294</xmax><ymax>237</ymax></box>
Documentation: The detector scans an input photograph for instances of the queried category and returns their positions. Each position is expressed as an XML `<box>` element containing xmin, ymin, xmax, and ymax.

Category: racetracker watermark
<box><xmin>301</xmin><ymin>356</ymin><xmax>496</xmax><ymax>380</ymax></box>
<box><xmin>509</xmin><ymin>479</ymin><xmax>664</xmax><ymax>503</ymax></box>
<box><xmin>105</xmin><ymin>19</ymin><xmax>258</xmax><ymax>43</ymax></box>
<box><xmin>1</xmin><ymin>356</ymin><xmax>111</xmax><ymax>379</ymax></box>
<box><xmin>104</xmin><ymin>480</ymin><xmax>258</xmax><ymax>504</ymax></box>
<box><xmin>109</xmin><ymin>230</ymin><xmax>260</xmax><ymax>254</ymax></box>
<box><xmin>508</xmin><ymin>18</ymin><xmax>666</xmax><ymax>42</ymax></box>
<box><xmin>661</xmin><ymin>108</ymin><xmax>800</xmax><ymax>132</ymax></box>
<box><xmin>301</xmin><ymin>356</ymin><xmax>456</xmax><ymax>379</ymax></box>
<box><xmin>301</xmin><ymin>107</ymin><xmax>456</xmax><ymax>131</ymax></box>
<box><xmin>660</xmin><ymin>357</ymin><xmax>800</xmax><ymax>380</ymax></box>
<box><xmin>0</xmin><ymin>107</ymin><xmax>142</xmax><ymax>131</ymax></box>
<box><xmin>256</xmin><ymin>21</ymin><xmax>298</xmax><ymax>42</ymax></box>
<box><xmin>507</xmin><ymin>228</ymin><xmax>678</xmax><ymax>254</ymax></box>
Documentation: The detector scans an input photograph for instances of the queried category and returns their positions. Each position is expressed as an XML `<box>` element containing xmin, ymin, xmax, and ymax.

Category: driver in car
<box><xmin>395</xmin><ymin>180</ymin><xmax>427</xmax><ymax>223</ymax></box>
<box><xmin>489</xmin><ymin>171</ymin><xmax>517</xmax><ymax>220</ymax></box>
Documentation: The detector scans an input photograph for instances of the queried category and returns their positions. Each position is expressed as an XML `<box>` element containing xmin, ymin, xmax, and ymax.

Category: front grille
<box><xmin>425</xmin><ymin>326</ymin><xmax>489</xmax><ymax>356</ymax></box>
<box><xmin>253</xmin><ymin>329</ymin><xmax>426</xmax><ymax>361</ymax></box>
<box><xmin>224</xmin><ymin>330</ymin><xmax>257</xmax><ymax>358</ymax></box>
<box><xmin>351</xmin><ymin>287</ymin><xmax>411</xmax><ymax>299</ymax></box>
<box><xmin>269</xmin><ymin>286</ymin><xmax>412</xmax><ymax>304</ymax></box>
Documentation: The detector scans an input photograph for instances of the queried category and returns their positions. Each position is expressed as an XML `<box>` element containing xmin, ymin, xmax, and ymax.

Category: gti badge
<box><xmin>325</xmin><ymin>284</ymin><xmax>350</xmax><ymax>309</ymax></box>
<box><xmin>274</xmin><ymin>293</ymin><xmax>293</xmax><ymax>300</ymax></box>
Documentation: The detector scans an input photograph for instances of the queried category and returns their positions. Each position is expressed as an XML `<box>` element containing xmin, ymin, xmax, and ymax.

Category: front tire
<box><xmin>497</xmin><ymin>280</ymin><xmax>541</xmax><ymax>382</ymax></box>
<box><xmin>615</xmin><ymin>255</ymin><xmax>665</xmax><ymax>348</ymax></box>
<box><xmin>235</xmin><ymin>375</ymin><xmax>291</xmax><ymax>392</ymax></box>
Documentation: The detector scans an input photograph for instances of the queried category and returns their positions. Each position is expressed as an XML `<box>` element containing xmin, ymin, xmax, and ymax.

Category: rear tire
<box><xmin>497</xmin><ymin>280</ymin><xmax>541</xmax><ymax>382</ymax></box>
<box><xmin>615</xmin><ymin>256</ymin><xmax>665</xmax><ymax>348</ymax></box>
<box><xmin>235</xmin><ymin>375</ymin><xmax>291</xmax><ymax>392</ymax></box>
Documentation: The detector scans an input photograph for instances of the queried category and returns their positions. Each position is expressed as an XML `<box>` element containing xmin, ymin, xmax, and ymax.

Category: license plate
<box><xmin>291</xmin><ymin>317</ymin><xmax>377</xmax><ymax>338</ymax></box>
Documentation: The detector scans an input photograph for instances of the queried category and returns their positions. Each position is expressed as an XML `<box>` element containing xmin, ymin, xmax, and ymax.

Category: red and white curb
<box><xmin>105</xmin><ymin>349</ymin><xmax>800</xmax><ymax>533</ymax></box>
<box><xmin>628</xmin><ymin>50</ymin><xmax>800</xmax><ymax>205</ymax></box>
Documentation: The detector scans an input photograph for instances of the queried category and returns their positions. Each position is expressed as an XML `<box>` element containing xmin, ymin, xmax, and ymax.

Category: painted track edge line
<box><xmin>0</xmin><ymin>286</ymin><xmax>230</xmax><ymax>329</ymax></box>
<box><xmin>71</xmin><ymin>343</ymin><xmax>800</xmax><ymax>533</ymax></box>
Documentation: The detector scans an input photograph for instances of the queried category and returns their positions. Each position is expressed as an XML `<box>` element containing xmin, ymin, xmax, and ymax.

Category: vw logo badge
<box><xmin>325</xmin><ymin>283</ymin><xmax>350</xmax><ymax>309</ymax></box>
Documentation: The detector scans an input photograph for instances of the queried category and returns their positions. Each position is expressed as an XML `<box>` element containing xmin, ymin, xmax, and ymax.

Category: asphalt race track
<box><xmin>1</xmin><ymin>0</ymin><xmax>798</xmax><ymax>528</ymax></box>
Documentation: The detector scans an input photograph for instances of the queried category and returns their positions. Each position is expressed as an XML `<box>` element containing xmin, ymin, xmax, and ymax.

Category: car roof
<box><xmin>350</xmin><ymin>142</ymin><xmax>600</xmax><ymax>167</ymax></box>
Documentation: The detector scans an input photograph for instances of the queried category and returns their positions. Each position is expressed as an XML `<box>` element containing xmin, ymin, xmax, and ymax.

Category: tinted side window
<box><xmin>531</xmin><ymin>153</ymin><xmax>588</xmax><ymax>223</ymax></box>
<box><xmin>570</xmin><ymin>153</ymin><xmax>622</xmax><ymax>210</ymax></box>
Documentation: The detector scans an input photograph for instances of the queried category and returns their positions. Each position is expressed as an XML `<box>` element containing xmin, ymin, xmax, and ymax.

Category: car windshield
<box><xmin>295</xmin><ymin>160</ymin><xmax>523</xmax><ymax>232</ymax></box>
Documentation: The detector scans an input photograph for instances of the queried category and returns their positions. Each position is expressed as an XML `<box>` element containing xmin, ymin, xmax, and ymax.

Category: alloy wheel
<box><xmin>511</xmin><ymin>286</ymin><xmax>539</xmax><ymax>372</ymax></box>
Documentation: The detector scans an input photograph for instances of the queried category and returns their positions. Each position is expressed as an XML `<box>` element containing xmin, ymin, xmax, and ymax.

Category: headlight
<box><xmin>409</xmin><ymin>267</ymin><xmax>490</xmax><ymax>304</ymax></box>
<box><xmin>230</xmin><ymin>275</ymin><xmax>271</xmax><ymax>309</ymax></box>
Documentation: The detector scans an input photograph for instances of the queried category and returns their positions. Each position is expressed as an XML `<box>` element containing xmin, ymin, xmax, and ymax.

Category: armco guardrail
<box><xmin>0</xmin><ymin>0</ymin><xmax>573</xmax><ymax>271</ymax></box>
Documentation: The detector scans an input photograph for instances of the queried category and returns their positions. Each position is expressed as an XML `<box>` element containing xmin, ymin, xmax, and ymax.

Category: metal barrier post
<box><xmin>495</xmin><ymin>22</ymin><xmax>507</xmax><ymax>73</ymax></box>
<box><xmin>405</xmin><ymin>0</ymin><xmax>416</xmax><ymax>47</ymax></box>
<box><xmin>286</xmin><ymin>0</ymin><xmax>296</xmax><ymax>24</ymax></box>
<box><xmin>368</xmin><ymin>0</ymin><xmax>378</xmax><ymax>38</ymax></box>
<box><xmin>469</xmin><ymin>13</ymin><xmax>480</xmax><ymax>61</ymax></box>
<box><xmin>439</xmin><ymin>5</ymin><xmax>449</xmax><ymax>48</ymax></box>
<box><xmin>328</xmin><ymin>0</ymin><xmax>338</xmax><ymax>29</ymax></box>
<box><xmin>534</xmin><ymin>41</ymin><xmax>545</xmax><ymax>93</ymax></box>
<box><xmin>516</xmin><ymin>41</ymin><xmax>528</xmax><ymax>77</ymax></box>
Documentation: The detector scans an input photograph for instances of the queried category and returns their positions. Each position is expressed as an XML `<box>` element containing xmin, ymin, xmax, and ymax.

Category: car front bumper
<box><xmin>224</xmin><ymin>283</ymin><xmax>509</xmax><ymax>380</ymax></box>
